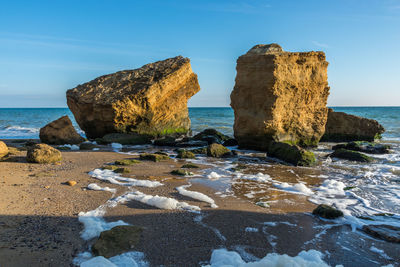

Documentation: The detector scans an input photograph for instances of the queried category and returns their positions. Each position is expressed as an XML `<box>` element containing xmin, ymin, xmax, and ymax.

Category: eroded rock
<box><xmin>332</xmin><ymin>141</ymin><xmax>390</xmax><ymax>154</ymax></box>
<box><xmin>330</xmin><ymin>148</ymin><xmax>373</xmax><ymax>163</ymax></box>
<box><xmin>26</xmin><ymin>144</ymin><xmax>62</xmax><ymax>164</ymax></box>
<box><xmin>231</xmin><ymin>44</ymin><xmax>330</xmax><ymax>150</ymax></box>
<box><xmin>67</xmin><ymin>56</ymin><xmax>200</xmax><ymax>139</ymax></box>
<box><xmin>322</xmin><ymin>109</ymin><xmax>385</xmax><ymax>142</ymax></box>
<box><xmin>312</xmin><ymin>204</ymin><xmax>343</xmax><ymax>219</ymax></box>
<box><xmin>267</xmin><ymin>141</ymin><xmax>316</xmax><ymax>166</ymax></box>
<box><xmin>0</xmin><ymin>141</ymin><xmax>9</xmax><ymax>159</ymax></box>
<box><xmin>39</xmin><ymin>116</ymin><xmax>84</xmax><ymax>145</ymax></box>
<box><xmin>207</xmin><ymin>143</ymin><xmax>231</xmax><ymax>158</ymax></box>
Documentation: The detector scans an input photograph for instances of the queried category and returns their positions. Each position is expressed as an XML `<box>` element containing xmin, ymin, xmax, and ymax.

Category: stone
<box><xmin>96</xmin><ymin>133</ymin><xmax>152</xmax><ymax>145</ymax></box>
<box><xmin>176</xmin><ymin>139</ymin><xmax>208</xmax><ymax>147</ymax></box>
<box><xmin>193</xmin><ymin>129</ymin><xmax>230</xmax><ymax>144</ymax></box>
<box><xmin>171</xmin><ymin>169</ymin><xmax>192</xmax><ymax>176</ymax></box>
<box><xmin>312</xmin><ymin>204</ymin><xmax>343</xmax><ymax>219</ymax></box>
<box><xmin>207</xmin><ymin>143</ymin><xmax>231</xmax><ymax>158</ymax></box>
<box><xmin>190</xmin><ymin>147</ymin><xmax>208</xmax><ymax>154</ymax></box>
<box><xmin>362</xmin><ymin>224</ymin><xmax>400</xmax><ymax>243</ymax></box>
<box><xmin>113</xmin><ymin>167</ymin><xmax>130</xmax><ymax>174</ymax></box>
<box><xmin>329</xmin><ymin>148</ymin><xmax>373</xmax><ymax>163</ymax></box>
<box><xmin>79</xmin><ymin>142</ymin><xmax>99</xmax><ymax>150</ymax></box>
<box><xmin>66</xmin><ymin>180</ymin><xmax>77</xmax><ymax>186</ymax></box>
<box><xmin>267</xmin><ymin>141</ymin><xmax>316</xmax><ymax>166</ymax></box>
<box><xmin>26</xmin><ymin>144</ymin><xmax>62</xmax><ymax>164</ymax></box>
<box><xmin>332</xmin><ymin>141</ymin><xmax>390</xmax><ymax>154</ymax></box>
<box><xmin>114</xmin><ymin>159</ymin><xmax>141</xmax><ymax>165</ymax></box>
<box><xmin>139</xmin><ymin>153</ymin><xmax>170</xmax><ymax>162</ymax></box>
<box><xmin>181</xmin><ymin>163</ymin><xmax>199</xmax><ymax>169</ymax></box>
<box><xmin>223</xmin><ymin>138</ymin><xmax>238</xmax><ymax>147</ymax></box>
<box><xmin>67</xmin><ymin>56</ymin><xmax>200</xmax><ymax>139</ymax></box>
<box><xmin>176</xmin><ymin>149</ymin><xmax>196</xmax><ymax>159</ymax></box>
<box><xmin>231</xmin><ymin>44</ymin><xmax>330</xmax><ymax>150</ymax></box>
<box><xmin>322</xmin><ymin>108</ymin><xmax>385</xmax><ymax>142</ymax></box>
<box><xmin>39</xmin><ymin>116</ymin><xmax>84</xmax><ymax>145</ymax></box>
<box><xmin>92</xmin><ymin>225</ymin><xmax>143</xmax><ymax>258</ymax></box>
<box><xmin>153</xmin><ymin>136</ymin><xmax>177</xmax><ymax>146</ymax></box>
<box><xmin>0</xmin><ymin>141</ymin><xmax>9</xmax><ymax>159</ymax></box>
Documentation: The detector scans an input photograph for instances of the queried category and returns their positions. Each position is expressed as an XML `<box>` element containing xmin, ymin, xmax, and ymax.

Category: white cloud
<box><xmin>312</xmin><ymin>41</ymin><xmax>330</xmax><ymax>48</ymax></box>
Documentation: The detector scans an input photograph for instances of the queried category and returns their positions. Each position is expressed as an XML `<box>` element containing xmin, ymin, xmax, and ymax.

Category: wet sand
<box><xmin>0</xmin><ymin>140</ymin><xmax>399</xmax><ymax>266</ymax></box>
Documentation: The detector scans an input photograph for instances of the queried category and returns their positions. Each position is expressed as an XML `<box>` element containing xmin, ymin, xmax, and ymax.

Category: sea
<box><xmin>1</xmin><ymin>107</ymin><xmax>400</xmax><ymax>265</ymax></box>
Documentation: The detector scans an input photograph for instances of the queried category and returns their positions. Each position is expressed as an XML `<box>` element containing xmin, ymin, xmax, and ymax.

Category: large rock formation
<box><xmin>321</xmin><ymin>108</ymin><xmax>385</xmax><ymax>142</ymax></box>
<box><xmin>0</xmin><ymin>141</ymin><xmax>8</xmax><ymax>159</ymax></box>
<box><xmin>66</xmin><ymin>56</ymin><xmax>200</xmax><ymax>139</ymax></box>
<box><xmin>231</xmin><ymin>44</ymin><xmax>330</xmax><ymax>150</ymax></box>
<box><xmin>39</xmin><ymin>116</ymin><xmax>85</xmax><ymax>145</ymax></box>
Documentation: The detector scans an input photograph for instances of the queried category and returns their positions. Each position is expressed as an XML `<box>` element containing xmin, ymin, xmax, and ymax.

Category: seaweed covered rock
<box><xmin>231</xmin><ymin>44</ymin><xmax>330</xmax><ymax>150</ymax></box>
<box><xmin>67</xmin><ymin>56</ymin><xmax>200</xmax><ymax>139</ymax></box>
<box><xmin>313</xmin><ymin>204</ymin><xmax>343</xmax><ymax>219</ymax></box>
<box><xmin>92</xmin><ymin>225</ymin><xmax>142</xmax><ymax>258</ymax></box>
<box><xmin>79</xmin><ymin>142</ymin><xmax>100</xmax><ymax>150</ymax></box>
<box><xmin>139</xmin><ymin>153</ymin><xmax>170</xmax><ymax>162</ymax></box>
<box><xmin>176</xmin><ymin>139</ymin><xmax>208</xmax><ymax>147</ymax></box>
<box><xmin>27</xmin><ymin>144</ymin><xmax>62</xmax><ymax>164</ymax></box>
<box><xmin>362</xmin><ymin>224</ymin><xmax>400</xmax><ymax>243</ymax></box>
<box><xmin>96</xmin><ymin>133</ymin><xmax>152</xmax><ymax>145</ymax></box>
<box><xmin>154</xmin><ymin>136</ymin><xmax>177</xmax><ymax>146</ymax></box>
<box><xmin>176</xmin><ymin>149</ymin><xmax>196</xmax><ymax>159</ymax></box>
<box><xmin>171</xmin><ymin>169</ymin><xmax>193</xmax><ymax>176</ymax></box>
<box><xmin>268</xmin><ymin>142</ymin><xmax>316</xmax><ymax>166</ymax></box>
<box><xmin>330</xmin><ymin>148</ymin><xmax>373</xmax><ymax>163</ymax></box>
<box><xmin>39</xmin><ymin>116</ymin><xmax>84</xmax><ymax>145</ymax></box>
<box><xmin>332</xmin><ymin>141</ymin><xmax>390</xmax><ymax>154</ymax></box>
<box><xmin>0</xmin><ymin>141</ymin><xmax>9</xmax><ymax>159</ymax></box>
<box><xmin>193</xmin><ymin>129</ymin><xmax>230</xmax><ymax>145</ymax></box>
<box><xmin>207</xmin><ymin>143</ymin><xmax>231</xmax><ymax>158</ymax></box>
<box><xmin>322</xmin><ymin>109</ymin><xmax>385</xmax><ymax>142</ymax></box>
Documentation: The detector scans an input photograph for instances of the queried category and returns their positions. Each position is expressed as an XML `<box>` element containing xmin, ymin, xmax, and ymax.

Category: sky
<box><xmin>0</xmin><ymin>0</ymin><xmax>399</xmax><ymax>107</ymax></box>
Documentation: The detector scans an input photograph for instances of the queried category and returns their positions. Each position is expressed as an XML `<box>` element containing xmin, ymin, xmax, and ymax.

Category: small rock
<box><xmin>267</xmin><ymin>141</ymin><xmax>316</xmax><ymax>166</ymax></box>
<box><xmin>207</xmin><ymin>143</ymin><xmax>231</xmax><ymax>158</ymax></box>
<box><xmin>176</xmin><ymin>149</ymin><xmax>196</xmax><ymax>159</ymax></box>
<box><xmin>26</xmin><ymin>144</ymin><xmax>62</xmax><ymax>164</ymax></box>
<box><xmin>96</xmin><ymin>133</ymin><xmax>152</xmax><ymax>145</ymax></box>
<box><xmin>171</xmin><ymin>169</ymin><xmax>192</xmax><ymax>176</ymax></box>
<box><xmin>181</xmin><ymin>163</ymin><xmax>199</xmax><ymax>169</ymax></box>
<box><xmin>312</xmin><ymin>204</ymin><xmax>343</xmax><ymax>219</ymax></box>
<box><xmin>113</xmin><ymin>167</ymin><xmax>130</xmax><ymax>174</ymax></box>
<box><xmin>114</xmin><ymin>159</ymin><xmax>141</xmax><ymax>165</ymax></box>
<box><xmin>66</xmin><ymin>181</ymin><xmax>77</xmax><ymax>186</ymax></box>
<box><xmin>332</xmin><ymin>141</ymin><xmax>390</xmax><ymax>154</ymax></box>
<box><xmin>329</xmin><ymin>148</ymin><xmax>373</xmax><ymax>163</ymax></box>
<box><xmin>139</xmin><ymin>153</ymin><xmax>170</xmax><ymax>162</ymax></box>
<box><xmin>79</xmin><ymin>143</ymin><xmax>99</xmax><ymax>150</ymax></box>
<box><xmin>193</xmin><ymin>129</ymin><xmax>230</xmax><ymax>144</ymax></box>
<box><xmin>153</xmin><ymin>137</ymin><xmax>177</xmax><ymax>146</ymax></box>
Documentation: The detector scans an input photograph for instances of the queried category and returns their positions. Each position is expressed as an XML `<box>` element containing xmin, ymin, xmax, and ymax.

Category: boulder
<box><xmin>329</xmin><ymin>148</ymin><xmax>373</xmax><ymax>163</ymax></box>
<box><xmin>362</xmin><ymin>224</ymin><xmax>400</xmax><ymax>243</ymax></box>
<box><xmin>139</xmin><ymin>153</ymin><xmax>170</xmax><ymax>162</ymax></box>
<box><xmin>193</xmin><ymin>128</ymin><xmax>230</xmax><ymax>144</ymax></box>
<box><xmin>39</xmin><ymin>116</ymin><xmax>84</xmax><ymax>145</ymax></box>
<box><xmin>231</xmin><ymin>44</ymin><xmax>330</xmax><ymax>150</ymax></box>
<box><xmin>322</xmin><ymin>109</ymin><xmax>385</xmax><ymax>142</ymax></box>
<box><xmin>67</xmin><ymin>56</ymin><xmax>200</xmax><ymax>139</ymax></box>
<box><xmin>0</xmin><ymin>141</ymin><xmax>9</xmax><ymax>159</ymax></box>
<box><xmin>171</xmin><ymin>169</ymin><xmax>193</xmax><ymax>176</ymax></box>
<box><xmin>153</xmin><ymin>136</ymin><xmax>177</xmax><ymax>146</ymax></box>
<box><xmin>79</xmin><ymin>142</ymin><xmax>100</xmax><ymax>150</ymax></box>
<box><xmin>312</xmin><ymin>204</ymin><xmax>343</xmax><ymax>219</ymax></box>
<box><xmin>95</xmin><ymin>133</ymin><xmax>152</xmax><ymax>145</ymax></box>
<box><xmin>92</xmin><ymin>225</ymin><xmax>142</xmax><ymax>258</ymax></box>
<box><xmin>176</xmin><ymin>149</ymin><xmax>196</xmax><ymax>159</ymax></box>
<box><xmin>332</xmin><ymin>141</ymin><xmax>390</xmax><ymax>154</ymax></box>
<box><xmin>26</xmin><ymin>144</ymin><xmax>62</xmax><ymax>164</ymax></box>
<box><xmin>207</xmin><ymin>143</ymin><xmax>231</xmax><ymax>158</ymax></box>
<box><xmin>267</xmin><ymin>141</ymin><xmax>316</xmax><ymax>166</ymax></box>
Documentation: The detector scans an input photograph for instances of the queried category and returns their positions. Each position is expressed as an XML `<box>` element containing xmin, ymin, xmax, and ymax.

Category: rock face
<box><xmin>39</xmin><ymin>116</ymin><xmax>84</xmax><ymax>145</ymax></box>
<box><xmin>26</xmin><ymin>144</ymin><xmax>62</xmax><ymax>164</ymax></box>
<box><xmin>67</xmin><ymin>56</ymin><xmax>200</xmax><ymax>139</ymax></box>
<box><xmin>0</xmin><ymin>141</ymin><xmax>8</xmax><ymax>159</ymax></box>
<box><xmin>322</xmin><ymin>109</ymin><xmax>385</xmax><ymax>142</ymax></box>
<box><xmin>231</xmin><ymin>44</ymin><xmax>330</xmax><ymax>150</ymax></box>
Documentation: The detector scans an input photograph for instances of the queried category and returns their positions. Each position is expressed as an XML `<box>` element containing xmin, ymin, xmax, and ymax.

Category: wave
<box><xmin>0</xmin><ymin>125</ymin><xmax>40</xmax><ymax>138</ymax></box>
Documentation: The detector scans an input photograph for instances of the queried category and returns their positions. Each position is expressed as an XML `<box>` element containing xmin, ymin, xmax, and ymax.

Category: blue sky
<box><xmin>0</xmin><ymin>0</ymin><xmax>399</xmax><ymax>107</ymax></box>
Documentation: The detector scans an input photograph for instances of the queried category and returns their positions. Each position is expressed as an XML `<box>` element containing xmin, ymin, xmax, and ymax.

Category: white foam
<box><xmin>245</xmin><ymin>227</ymin><xmax>259</xmax><ymax>232</ymax></box>
<box><xmin>237</xmin><ymin>172</ymin><xmax>271</xmax><ymax>183</ymax></box>
<box><xmin>315</xmin><ymin>180</ymin><xmax>346</xmax><ymax>197</ymax></box>
<box><xmin>176</xmin><ymin>184</ymin><xmax>218</xmax><ymax>208</ymax></box>
<box><xmin>207</xmin><ymin>172</ymin><xmax>222</xmax><ymax>179</ymax></box>
<box><xmin>273</xmin><ymin>182</ymin><xmax>314</xmax><ymax>196</ymax></box>
<box><xmin>111</xmin><ymin>143</ymin><xmax>123</xmax><ymax>151</ymax></box>
<box><xmin>87</xmin><ymin>183</ymin><xmax>117</xmax><ymax>193</ymax></box>
<box><xmin>115</xmin><ymin>191</ymin><xmax>201</xmax><ymax>212</ymax></box>
<box><xmin>80</xmin><ymin>251</ymin><xmax>148</xmax><ymax>267</ymax></box>
<box><xmin>369</xmin><ymin>246</ymin><xmax>392</xmax><ymax>260</ymax></box>
<box><xmin>89</xmin><ymin>169</ymin><xmax>163</xmax><ymax>188</ymax></box>
<box><xmin>203</xmin><ymin>249</ymin><xmax>340</xmax><ymax>267</ymax></box>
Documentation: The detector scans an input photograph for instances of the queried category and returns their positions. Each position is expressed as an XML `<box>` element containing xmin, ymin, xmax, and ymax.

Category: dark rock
<box><xmin>176</xmin><ymin>149</ymin><xmax>196</xmax><ymax>159</ymax></box>
<box><xmin>207</xmin><ymin>143</ymin><xmax>231</xmax><ymax>158</ymax></box>
<box><xmin>330</xmin><ymin>149</ymin><xmax>373</xmax><ymax>163</ymax></box>
<box><xmin>332</xmin><ymin>141</ymin><xmax>390</xmax><ymax>154</ymax></box>
<box><xmin>362</xmin><ymin>224</ymin><xmax>400</xmax><ymax>243</ymax></box>
<box><xmin>193</xmin><ymin>129</ymin><xmax>230</xmax><ymax>144</ymax></box>
<box><xmin>79</xmin><ymin>143</ymin><xmax>99</xmax><ymax>150</ymax></box>
<box><xmin>176</xmin><ymin>139</ymin><xmax>208</xmax><ymax>147</ymax></box>
<box><xmin>190</xmin><ymin>147</ymin><xmax>208</xmax><ymax>154</ymax></box>
<box><xmin>312</xmin><ymin>204</ymin><xmax>343</xmax><ymax>219</ymax></box>
<box><xmin>39</xmin><ymin>116</ymin><xmax>84</xmax><ymax>145</ymax></box>
<box><xmin>267</xmin><ymin>141</ymin><xmax>316</xmax><ymax>166</ymax></box>
<box><xmin>223</xmin><ymin>138</ymin><xmax>238</xmax><ymax>147</ymax></box>
<box><xmin>153</xmin><ymin>137</ymin><xmax>177</xmax><ymax>146</ymax></box>
<box><xmin>139</xmin><ymin>153</ymin><xmax>170</xmax><ymax>162</ymax></box>
<box><xmin>96</xmin><ymin>133</ymin><xmax>152</xmax><ymax>145</ymax></box>
<box><xmin>181</xmin><ymin>163</ymin><xmax>199</xmax><ymax>169</ymax></box>
<box><xmin>171</xmin><ymin>169</ymin><xmax>193</xmax><ymax>176</ymax></box>
<box><xmin>92</xmin><ymin>225</ymin><xmax>142</xmax><ymax>258</ymax></box>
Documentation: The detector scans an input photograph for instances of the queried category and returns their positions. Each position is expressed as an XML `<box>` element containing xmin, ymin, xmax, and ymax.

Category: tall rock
<box><xmin>66</xmin><ymin>56</ymin><xmax>200</xmax><ymax>139</ymax></box>
<box><xmin>231</xmin><ymin>44</ymin><xmax>330</xmax><ymax>150</ymax></box>
<box><xmin>321</xmin><ymin>108</ymin><xmax>385</xmax><ymax>142</ymax></box>
<box><xmin>40</xmin><ymin>116</ymin><xmax>85</xmax><ymax>145</ymax></box>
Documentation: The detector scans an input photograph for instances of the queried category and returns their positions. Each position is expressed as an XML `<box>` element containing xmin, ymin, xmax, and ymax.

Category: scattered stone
<box><xmin>39</xmin><ymin>116</ymin><xmax>84</xmax><ymax>145</ymax></box>
<box><xmin>343</xmin><ymin>186</ymin><xmax>356</xmax><ymax>191</ymax></box>
<box><xmin>362</xmin><ymin>224</ymin><xmax>400</xmax><ymax>243</ymax></box>
<box><xmin>312</xmin><ymin>204</ymin><xmax>343</xmax><ymax>219</ymax></box>
<box><xmin>332</xmin><ymin>141</ymin><xmax>390</xmax><ymax>154</ymax></box>
<box><xmin>79</xmin><ymin>143</ymin><xmax>99</xmax><ymax>150</ymax></box>
<box><xmin>267</xmin><ymin>141</ymin><xmax>316</xmax><ymax>166</ymax></box>
<box><xmin>66</xmin><ymin>180</ymin><xmax>77</xmax><ymax>186</ymax></box>
<box><xmin>114</xmin><ymin>159</ymin><xmax>141</xmax><ymax>165</ymax></box>
<box><xmin>26</xmin><ymin>144</ymin><xmax>62</xmax><ymax>164</ymax></box>
<box><xmin>176</xmin><ymin>139</ymin><xmax>208</xmax><ymax>147</ymax></box>
<box><xmin>153</xmin><ymin>137</ymin><xmax>177</xmax><ymax>146</ymax></box>
<box><xmin>154</xmin><ymin>151</ymin><xmax>169</xmax><ymax>156</ymax></box>
<box><xmin>58</xmin><ymin>146</ymin><xmax>71</xmax><ymax>151</ymax></box>
<box><xmin>92</xmin><ymin>225</ymin><xmax>143</xmax><ymax>258</ymax></box>
<box><xmin>330</xmin><ymin>149</ymin><xmax>373</xmax><ymax>163</ymax></box>
<box><xmin>102</xmin><ymin>165</ymin><xmax>118</xmax><ymax>171</ymax></box>
<box><xmin>114</xmin><ymin>167</ymin><xmax>130</xmax><ymax>174</ymax></box>
<box><xmin>223</xmin><ymin>138</ymin><xmax>238</xmax><ymax>147</ymax></box>
<box><xmin>193</xmin><ymin>129</ymin><xmax>230</xmax><ymax>144</ymax></box>
<box><xmin>322</xmin><ymin>109</ymin><xmax>385</xmax><ymax>142</ymax></box>
<box><xmin>189</xmin><ymin>147</ymin><xmax>208</xmax><ymax>154</ymax></box>
<box><xmin>139</xmin><ymin>153</ymin><xmax>170</xmax><ymax>162</ymax></box>
<box><xmin>171</xmin><ymin>169</ymin><xmax>193</xmax><ymax>176</ymax></box>
<box><xmin>231</xmin><ymin>44</ymin><xmax>330</xmax><ymax>150</ymax></box>
<box><xmin>96</xmin><ymin>133</ymin><xmax>152</xmax><ymax>145</ymax></box>
<box><xmin>181</xmin><ymin>163</ymin><xmax>199</xmax><ymax>169</ymax></box>
<box><xmin>0</xmin><ymin>141</ymin><xmax>9</xmax><ymax>159</ymax></box>
<box><xmin>176</xmin><ymin>149</ymin><xmax>196</xmax><ymax>159</ymax></box>
<box><xmin>207</xmin><ymin>143</ymin><xmax>231</xmax><ymax>158</ymax></box>
<box><xmin>67</xmin><ymin>56</ymin><xmax>200</xmax><ymax>139</ymax></box>
<box><xmin>232</xmin><ymin>163</ymin><xmax>247</xmax><ymax>172</ymax></box>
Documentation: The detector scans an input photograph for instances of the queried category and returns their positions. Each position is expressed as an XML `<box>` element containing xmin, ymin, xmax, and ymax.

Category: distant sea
<box><xmin>0</xmin><ymin>107</ymin><xmax>399</xmax><ymax>140</ymax></box>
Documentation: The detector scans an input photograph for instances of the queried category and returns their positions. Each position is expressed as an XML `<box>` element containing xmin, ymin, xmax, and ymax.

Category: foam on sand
<box><xmin>115</xmin><ymin>191</ymin><xmax>201</xmax><ymax>212</ymax></box>
<box><xmin>89</xmin><ymin>169</ymin><xmax>163</xmax><ymax>188</ymax></box>
<box><xmin>177</xmin><ymin>184</ymin><xmax>218</xmax><ymax>208</ymax></box>
<box><xmin>79</xmin><ymin>251</ymin><xmax>149</xmax><ymax>267</ymax></box>
<box><xmin>87</xmin><ymin>183</ymin><xmax>117</xmax><ymax>193</ymax></box>
<box><xmin>203</xmin><ymin>249</ymin><xmax>341</xmax><ymax>267</ymax></box>
<box><xmin>273</xmin><ymin>182</ymin><xmax>314</xmax><ymax>196</ymax></box>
